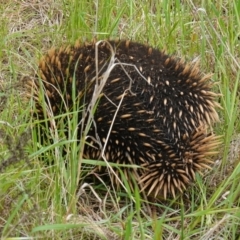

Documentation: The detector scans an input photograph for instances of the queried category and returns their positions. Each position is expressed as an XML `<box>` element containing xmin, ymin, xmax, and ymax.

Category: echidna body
<box><xmin>27</xmin><ymin>39</ymin><xmax>220</xmax><ymax>199</ymax></box>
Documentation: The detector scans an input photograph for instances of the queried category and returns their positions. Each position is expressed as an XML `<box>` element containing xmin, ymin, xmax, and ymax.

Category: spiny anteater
<box><xmin>26</xmin><ymin>39</ymin><xmax>221</xmax><ymax>199</ymax></box>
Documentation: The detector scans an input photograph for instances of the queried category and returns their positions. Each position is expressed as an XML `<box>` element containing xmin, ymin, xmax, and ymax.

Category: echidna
<box><xmin>26</xmin><ymin>39</ymin><xmax>221</xmax><ymax>199</ymax></box>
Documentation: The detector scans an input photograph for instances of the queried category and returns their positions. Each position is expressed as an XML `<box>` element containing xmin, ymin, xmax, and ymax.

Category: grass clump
<box><xmin>0</xmin><ymin>0</ymin><xmax>240</xmax><ymax>239</ymax></box>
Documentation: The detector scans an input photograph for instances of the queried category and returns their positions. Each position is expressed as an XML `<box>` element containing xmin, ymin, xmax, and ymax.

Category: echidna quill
<box><xmin>26</xmin><ymin>39</ymin><xmax>221</xmax><ymax>199</ymax></box>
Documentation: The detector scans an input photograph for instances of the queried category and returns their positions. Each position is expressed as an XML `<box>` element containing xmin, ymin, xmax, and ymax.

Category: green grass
<box><xmin>0</xmin><ymin>0</ymin><xmax>240</xmax><ymax>239</ymax></box>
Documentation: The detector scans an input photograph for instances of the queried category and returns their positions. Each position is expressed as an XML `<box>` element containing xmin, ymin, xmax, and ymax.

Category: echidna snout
<box><xmin>26</xmin><ymin>39</ymin><xmax>220</xmax><ymax>199</ymax></box>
